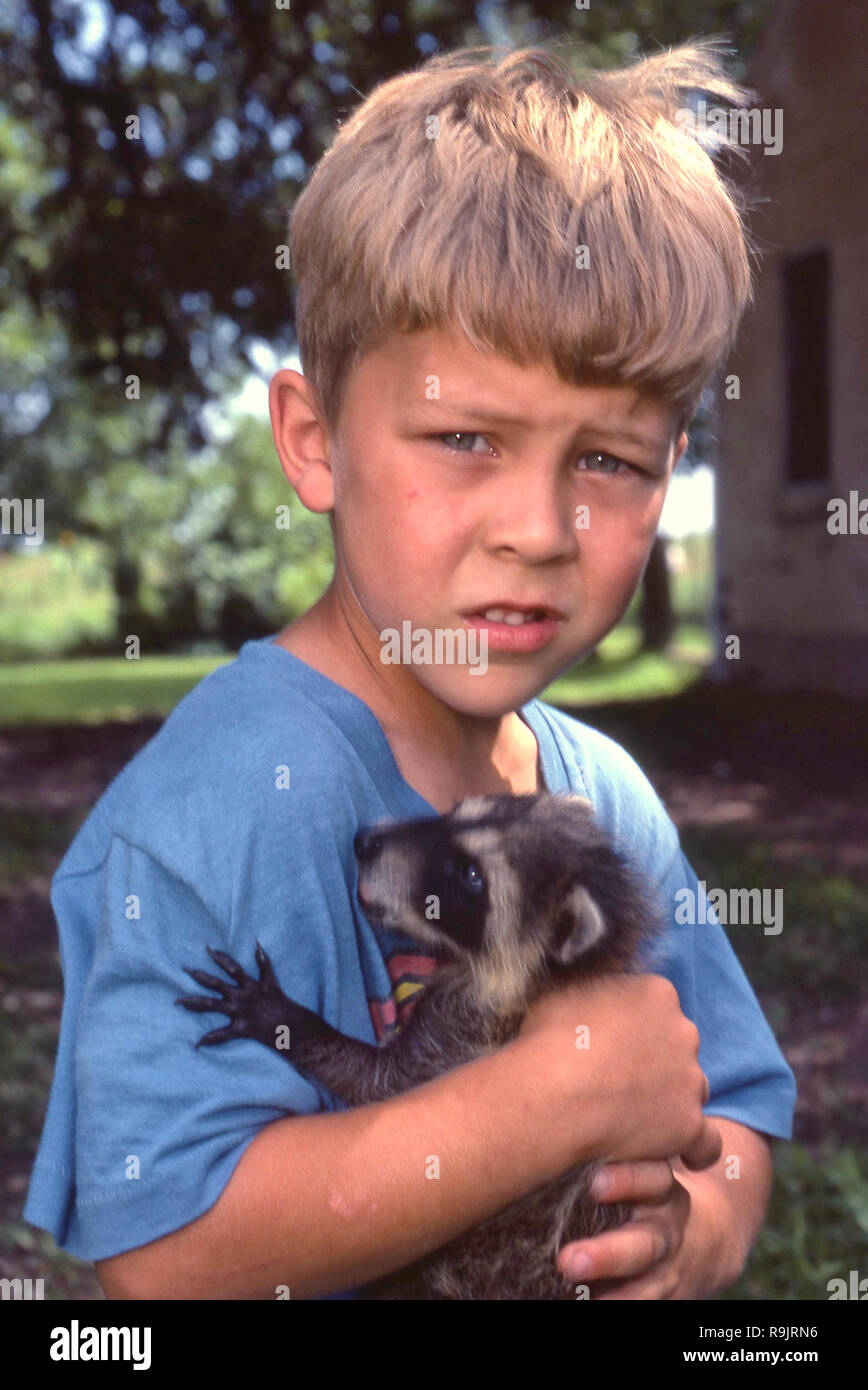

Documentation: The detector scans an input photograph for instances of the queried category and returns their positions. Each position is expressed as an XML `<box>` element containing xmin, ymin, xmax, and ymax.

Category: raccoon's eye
<box><xmin>454</xmin><ymin>859</ymin><xmax>485</xmax><ymax>893</ymax></box>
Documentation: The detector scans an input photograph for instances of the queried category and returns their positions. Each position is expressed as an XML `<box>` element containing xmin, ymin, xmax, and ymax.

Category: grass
<box><xmin>0</xmin><ymin>624</ymin><xmax>711</xmax><ymax>728</ymax></box>
<box><xmin>679</xmin><ymin>827</ymin><xmax>868</xmax><ymax>1007</ymax></box>
<box><xmin>0</xmin><ymin>806</ymin><xmax>81</xmax><ymax>882</ymax></box>
<box><xmin>722</xmin><ymin>1142</ymin><xmax>868</xmax><ymax>1300</ymax></box>
<box><xmin>0</xmin><ymin>653</ymin><xmax>234</xmax><ymax>726</ymax></box>
<box><xmin>544</xmin><ymin>623</ymin><xmax>710</xmax><ymax>706</ymax></box>
<box><xmin>676</xmin><ymin>823</ymin><xmax>868</xmax><ymax>1297</ymax></box>
<box><xmin>0</xmin><ymin>532</ymin><xmax>714</xmax><ymax>725</ymax></box>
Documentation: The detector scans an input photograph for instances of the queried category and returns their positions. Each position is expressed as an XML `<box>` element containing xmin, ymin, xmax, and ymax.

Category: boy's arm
<box><xmin>97</xmin><ymin>974</ymin><xmax>717</xmax><ymax>1300</ymax></box>
<box><xmin>98</xmin><ymin>1036</ymin><xmax>570</xmax><ymax>1300</ymax></box>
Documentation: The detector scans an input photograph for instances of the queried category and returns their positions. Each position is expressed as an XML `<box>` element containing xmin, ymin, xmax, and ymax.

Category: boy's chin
<box><xmin>407</xmin><ymin>668</ymin><xmax>555</xmax><ymax>717</ymax></box>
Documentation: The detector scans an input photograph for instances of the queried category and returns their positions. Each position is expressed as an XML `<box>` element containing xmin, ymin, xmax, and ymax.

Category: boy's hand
<box><xmin>557</xmin><ymin>1158</ymin><xmax>712</xmax><ymax>1299</ymax></box>
<box><xmin>557</xmin><ymin>1116</ymin><xmax>773</xmax><ymax>1299</ymax></box>
<box><xmin>518</xmin><ymin>979</ymin><xmax>773</xmax><ymax>1300</ymax></box>
<box><xmin>518</xmin><ymin>974</ymin><xmax>720</xmax><ymax>1170</ymax></box>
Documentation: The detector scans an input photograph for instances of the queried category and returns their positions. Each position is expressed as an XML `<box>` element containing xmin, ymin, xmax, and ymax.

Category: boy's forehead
<box><xmin>345</xmin><ymin>324</ymin><xmax>679</xmax><ymax>448</ymax></box>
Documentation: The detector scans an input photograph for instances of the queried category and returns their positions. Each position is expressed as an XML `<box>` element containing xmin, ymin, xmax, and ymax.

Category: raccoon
<box><xmin>178</xmin><ymin>792</ymin><xmax>662</xmax><ymax>1299</ymax></box>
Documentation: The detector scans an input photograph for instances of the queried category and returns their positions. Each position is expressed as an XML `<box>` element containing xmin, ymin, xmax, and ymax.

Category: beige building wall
<box><xmin>713</xmin><ymin>0</ymin><xmax>868</xmax><ymax>695</ymax></box>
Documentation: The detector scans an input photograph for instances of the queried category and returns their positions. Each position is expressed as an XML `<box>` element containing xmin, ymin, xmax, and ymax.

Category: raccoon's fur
<box><xmin>178</xmin><ymin>792</ymin><xmax>662</xmax><ymax>1300</ymax></box>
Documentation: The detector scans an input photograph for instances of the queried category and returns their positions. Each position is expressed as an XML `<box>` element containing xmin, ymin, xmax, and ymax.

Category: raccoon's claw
<box><xmin>193</xmin><ymin>1022</ymin><xmax>249</xmax><ymax>1048</ymax></box>
<box><xmin>181</xmin><ymin>965</ymin><xmax>235</xmax><ymax>997</ymax></box>
<box><xmin>205</xmin><ymin>944</ymin><xmax>248</xmax><ymax>981</ymax></box>
<box><xmin>177</xmin><ymin>943</ymin><xmax>293</xmax><ymax>1051</ymax></box>
<box><xmin>254</xmin><ymin>941</ymin><xmax>278</xmax><ymax>981</ymax></box>
<box><xmin>175</xmin><ymin>992</ymin><xmax>222</xmax><ymax>1013</ymax></box>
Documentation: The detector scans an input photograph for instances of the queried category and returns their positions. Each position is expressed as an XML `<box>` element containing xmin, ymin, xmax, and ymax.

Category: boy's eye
<box><xmin>577</xmin><ymin>451</ymin><xmax>635</xmax><ymax>476</ymax></box>
<box><xmin>437</xmin><ymin>432</ymin><xmax>494</xmax><ymax>455</ymax></box>
<box><xmin>434</xmin><ymin>436</ymin><xmax>642</xmax><ymax>476</ymax></box>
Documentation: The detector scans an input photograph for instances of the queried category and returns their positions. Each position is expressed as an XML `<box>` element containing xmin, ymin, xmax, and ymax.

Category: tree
<box><xmin>0</xmin><ymin>0</ymin><xmax>776</xmax><ymax>458</ymax></box>
<box><xmin>0</xmin><ymin>0</ymin><xmax>775</xmax><ymax>646</ymax></box>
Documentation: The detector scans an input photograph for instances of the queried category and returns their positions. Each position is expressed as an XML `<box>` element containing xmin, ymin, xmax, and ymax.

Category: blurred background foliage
<box><xmin>0</xmin><ymin>0</ymin><xmax>774</xmax><ymax>651</ymax></box>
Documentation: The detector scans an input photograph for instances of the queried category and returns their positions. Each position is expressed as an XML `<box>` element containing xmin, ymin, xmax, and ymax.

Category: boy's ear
<box><xmin>268</xmin><ymin>368</ymin><xmax>335</xmax><ymax>515</ymax></box>
<box><xmin>675</xmin><ymin>430</ymin><xmax>689</xmax><ymax>465</ymax></box>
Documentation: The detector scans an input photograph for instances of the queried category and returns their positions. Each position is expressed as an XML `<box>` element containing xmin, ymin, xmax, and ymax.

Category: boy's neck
<box><xmin>273</xmin><ymin>588</ymin><xmax>543</xmax><ymax>813</ymax></box>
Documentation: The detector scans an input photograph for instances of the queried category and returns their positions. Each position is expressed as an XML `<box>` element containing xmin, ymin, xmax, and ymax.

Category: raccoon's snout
<box><xmin>356</xmin><ymin>877</ymin><xmax>384</xmax><ymax>919</ymax></box>
<box><xmin>354</xmin><ymin>828</ymin><xmax>385</xmax><ymax>864</ymax></box>
<box><xmin>355</xmin><ymin>827</ymin><xmax>400</xmax><ymax>927</ymax></box>
<box><xmin>354</xmin><ymin>829</ymin><xmax>389</xmax><ymax>920</ymax></box>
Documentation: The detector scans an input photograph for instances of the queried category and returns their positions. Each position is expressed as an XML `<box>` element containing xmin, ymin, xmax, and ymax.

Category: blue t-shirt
<box><xmin>24</xmin><ymin>635</ymin><xmax>796</xmax><ymax>1272</ymax></box>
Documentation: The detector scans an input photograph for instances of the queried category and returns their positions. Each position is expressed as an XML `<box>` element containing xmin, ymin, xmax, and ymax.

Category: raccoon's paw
<box><xmin>176</xmin><ymin>942</ymin><xmax>294</xmax><ymax>1051</ymax></box>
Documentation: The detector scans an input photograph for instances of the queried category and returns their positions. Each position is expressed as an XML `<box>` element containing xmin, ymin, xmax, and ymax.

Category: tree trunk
<box><xmin>639</xmin><ymin>536</ymin><xmax>675</xmax><ymax>652</ymax></box>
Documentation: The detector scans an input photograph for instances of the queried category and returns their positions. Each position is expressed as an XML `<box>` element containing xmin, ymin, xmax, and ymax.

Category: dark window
<box><xmin>783</xmin><ymin>248</ymin><xmax>830</xmax><ymax>482</ymax></box>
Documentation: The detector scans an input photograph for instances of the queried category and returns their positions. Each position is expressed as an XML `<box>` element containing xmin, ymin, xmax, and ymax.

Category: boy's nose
<box><xmin>354</xmin><ymin>829</ymin><xmax>385</xmax><ymax>862</ymax></box>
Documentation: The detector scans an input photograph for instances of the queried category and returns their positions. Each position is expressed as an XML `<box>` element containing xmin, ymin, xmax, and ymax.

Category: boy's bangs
<box><xmin>291</xmin><ymin>41</ymin><xmax>759</xmax><ymax>430</ymax></box>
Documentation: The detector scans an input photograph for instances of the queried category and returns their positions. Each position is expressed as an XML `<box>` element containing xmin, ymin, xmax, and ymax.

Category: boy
<box><xmin>25</xmin><ymin>40</ymin><xmax>796</xmax><ymax>1300</ymax></box>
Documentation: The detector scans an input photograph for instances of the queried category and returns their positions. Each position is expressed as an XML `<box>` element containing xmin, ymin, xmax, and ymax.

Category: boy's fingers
<box><xmin>559</xmin><ymin>1218</ymin><xmax>672</xmax><ymax>1284</ymax></box>
<box><xmin>679</xmin><ymin>1117</ymin><xmax>722</xmax><ymax>1171</ymax></box>
<box><xmin>591</xmin><ymin>1160</ymin><xmax>674</xmax><ymax>1203</ymax></box>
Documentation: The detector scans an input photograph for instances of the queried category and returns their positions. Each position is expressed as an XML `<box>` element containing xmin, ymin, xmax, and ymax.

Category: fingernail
<box><xmin>568</xmin><ymin>1253</ymin><xmax>592</xmax><ymax>1279</ymax></box>
<box><xmin>591</xmin><ymin>1170</ymin><xmax>611</xmax><ymax>1195</ymax></box>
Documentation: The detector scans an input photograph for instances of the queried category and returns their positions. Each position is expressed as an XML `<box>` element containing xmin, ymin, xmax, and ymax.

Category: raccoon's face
<box><xmin>354</xmin><ymin>794</ymin><xmax>647</xmax><ymax>1012</ymax></box>
<box><xmin>354</xmin><ymin>812</ymin><xmax>490</xmax><ymax>953</ymax></box>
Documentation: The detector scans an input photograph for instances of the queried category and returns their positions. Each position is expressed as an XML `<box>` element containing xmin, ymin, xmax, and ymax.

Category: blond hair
<box><xmin>289</xmin><ymin>38</ymin><xmax>760</xmax><ymax>433</ymax></box>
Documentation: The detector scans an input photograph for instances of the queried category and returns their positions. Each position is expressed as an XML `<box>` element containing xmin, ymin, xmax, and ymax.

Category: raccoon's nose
<box><xmin>354</xmin><ymin>829</ymin><xmax>384</xmax><ymax>862</ymax></box>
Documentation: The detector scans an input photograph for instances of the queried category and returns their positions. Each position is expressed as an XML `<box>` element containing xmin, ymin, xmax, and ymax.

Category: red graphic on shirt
<box><xmin>368</xmin><ymin>951</ymin><xmax>442</xmax><ymax>1040</ymax></box>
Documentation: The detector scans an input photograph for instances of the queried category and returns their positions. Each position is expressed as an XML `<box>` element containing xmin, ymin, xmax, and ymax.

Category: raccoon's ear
<box><xmin>550</xmin><ymin>880</ymin><xmax>608</xmax><ymax>965</ymax></box>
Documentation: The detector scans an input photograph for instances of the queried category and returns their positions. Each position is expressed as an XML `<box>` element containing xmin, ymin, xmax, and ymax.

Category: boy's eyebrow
<box><xmin>409</xmin><ymin>399</ymin><xmax>671</xmax><ymax>452</ymax></box>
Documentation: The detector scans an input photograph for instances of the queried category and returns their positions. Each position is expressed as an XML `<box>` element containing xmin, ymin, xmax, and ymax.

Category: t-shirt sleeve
<box><xmin>26</xmin><ymin>834</ymin><xmax>331</xmax><ymax>1262</ymax></box>
<box><xmin>648</xmin><ymin>845</ymin><xmax>797</xmax><ymax>1141</ymax></box>
<box><xmin>553</xmin><ymin>708</ymin><xmax>797</xmax><ymax>1143</ymax></box>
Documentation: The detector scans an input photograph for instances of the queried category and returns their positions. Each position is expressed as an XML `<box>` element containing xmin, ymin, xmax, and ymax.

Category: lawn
<box><xmin>0</xmin><ymin>532</ymin><xmax>713</xmax><ymax>724</ymax></box>
<box><xmin>0</xmin><ymin>624</ymin><xmax>712</xmax><ymax>726</ymax></box>
<box><xmin>0</xmin><ymin>653</ymin><xmax>234</xmax><ymax>726</ymax></box>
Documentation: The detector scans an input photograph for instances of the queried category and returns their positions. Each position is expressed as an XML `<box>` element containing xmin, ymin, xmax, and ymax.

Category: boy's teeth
<box><xmin>482</xmin><ymin>608</ymin><xmax>537</xmax><ymax>625</ymax></box>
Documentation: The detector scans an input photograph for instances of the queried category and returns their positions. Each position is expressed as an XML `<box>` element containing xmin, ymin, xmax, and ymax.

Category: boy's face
<box><xmin>272</xmin><ymin>323</ymin><xmax>687</xmax><ymax>720</ymax></box>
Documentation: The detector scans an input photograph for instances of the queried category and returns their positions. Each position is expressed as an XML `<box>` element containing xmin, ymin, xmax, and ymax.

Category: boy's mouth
<box><xmin>472</xmin><ymin>607</ymin><xmax>550</xmax><ymax>626</ymax></box>
<box><xmin>464</xmin><ymin>600</ymin><xmax>565</xmax><ymax>625</ymax></box>
<box><xmin>461</xmin><ymin>605</ymin><xmax>563</xmax><ymax>652</ymax></box>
